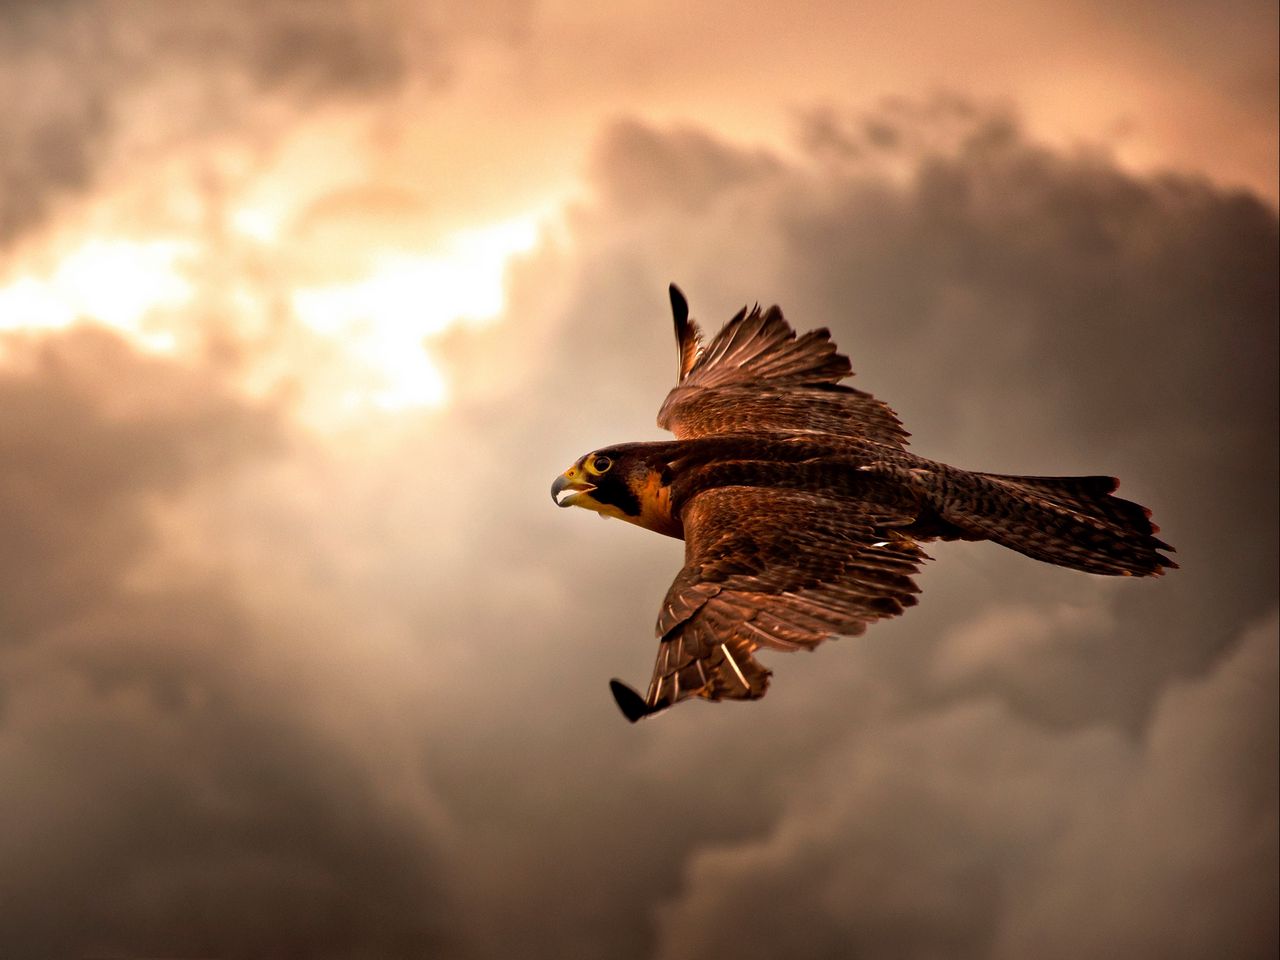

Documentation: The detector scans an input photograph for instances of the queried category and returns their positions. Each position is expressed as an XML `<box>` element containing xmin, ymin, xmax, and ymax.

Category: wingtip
<box><xmin>669</xmin><ymin>284</ymin><xmax>689</xmax><ymax>326</ymax></box>
<box><xmin>609</xmin><ymin>678</ymin><xmax>652</xmax><ymax>723</ymax></box>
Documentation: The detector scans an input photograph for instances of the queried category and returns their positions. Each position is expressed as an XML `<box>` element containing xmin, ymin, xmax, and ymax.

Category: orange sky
<box><xmin>1</xmin><ymin>0</ymin><xmax>1274</xmax><ymax>411</ymax></box>
<box><xmin>0</xmin><ymin>3</ymin><xmax>1275</xmax><ymax>956</ymax></box>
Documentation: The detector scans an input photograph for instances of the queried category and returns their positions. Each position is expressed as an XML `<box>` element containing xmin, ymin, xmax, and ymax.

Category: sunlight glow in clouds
<box><xmin>0</xmin><ymin>212</ymin><xmax>543</xmax><ymax>417</ymax></box>
<box><xmin>0</xmin><ymin>238</ymin><xmax>193</xmax><ymax>352</ymax></box>
<box><xmin>290</xmin><ymin>215</ymin><xmax>541</xmax><ymax>411</ymax></box>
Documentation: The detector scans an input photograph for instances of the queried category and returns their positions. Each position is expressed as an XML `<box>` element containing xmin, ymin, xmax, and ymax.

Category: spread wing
<box><xmin>657</xmin><ymin>284</ymin><xmax>909</xmax><ymax>446</ymax></box>
<box><xmin>609</xmin><ymin>485</ymin><xmax>927</xmax><ymax>721</ymax></box>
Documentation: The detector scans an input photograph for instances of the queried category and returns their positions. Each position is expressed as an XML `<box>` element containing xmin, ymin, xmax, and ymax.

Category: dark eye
<box><xmin>592</xmin><ymin>456</ymin><xmax>612</xmax><ymax>473</ymax></box>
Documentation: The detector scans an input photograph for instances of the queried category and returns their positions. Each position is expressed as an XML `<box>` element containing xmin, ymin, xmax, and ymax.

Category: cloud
<box><xmin>0</xmin><ymin>94</ymin><xmax>1273</xmax><ymax>957</ymax></box>
<box><xmin>590</xmin><ymin>120</ymin><xmax>784</xmax><ymax>215</ymax></box>
<box><xmin>0</xmin><ymin>327</ymin><xmax>278</xmax><ymax>640</ymax></box>
<box><xmin>997</xmin><ymin>611</ymin><xmax>1279</xmax><ymax>959</ymax></box>
<box><xmin>0</xmin><ymin>0</ymin><xmax>531</xmax><ymax>247</ymax></box>
<box><xmin>0</xmin><ymin>329</ymin><xmax>456</xmax><ymax>956</ymax></box>
<box><xmin>651</xmin><ymin>612</ymin><xmax>1277</xmax><ymax>960</ymax></box>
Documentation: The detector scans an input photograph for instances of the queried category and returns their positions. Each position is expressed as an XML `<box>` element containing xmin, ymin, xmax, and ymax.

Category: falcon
<box><xmin>552</xmin><ymin>286</ymin><xmax>1175</xmax><ymax>722</ymax></box>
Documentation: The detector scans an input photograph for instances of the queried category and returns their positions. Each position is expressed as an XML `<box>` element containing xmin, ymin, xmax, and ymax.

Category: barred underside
<box><xmin>641</xmin><ymin>485</ymin><xmax>925</xmax><ymax>715</ymax></box>
<box><xmin>940</xmin><ymin>471</ymin><xmax>1177</xmax><ymax>577</ymax></box>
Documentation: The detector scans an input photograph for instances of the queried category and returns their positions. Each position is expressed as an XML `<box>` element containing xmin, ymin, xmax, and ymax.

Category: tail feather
<box><xmin>940</xmin><ymin>471</ymin><xmax>1177</xmax><ymax>577</ymax></box>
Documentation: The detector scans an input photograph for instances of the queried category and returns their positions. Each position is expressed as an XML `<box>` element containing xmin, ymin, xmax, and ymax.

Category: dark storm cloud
<box><xmin>653</xmin><ymin>613</ymin><xmax>1278</xmax><ymax>960</ymax></box>
<box><xmin>0</xmin><ymin>330</ymin><xmax>455</xmax><ymax>956</ymax></box>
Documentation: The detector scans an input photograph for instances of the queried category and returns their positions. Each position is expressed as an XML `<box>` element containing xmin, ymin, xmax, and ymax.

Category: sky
<box><xmin>0</xmin><ymin>1</ymin><xmax>1276</xmax><ymax>957</ymax></box>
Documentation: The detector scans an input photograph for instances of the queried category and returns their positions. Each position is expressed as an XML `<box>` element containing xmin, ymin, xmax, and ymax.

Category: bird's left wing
<box><xmin>609</xmin><ymin>484</ymin><xmax>927</xmax><ymax>722</ymax></box>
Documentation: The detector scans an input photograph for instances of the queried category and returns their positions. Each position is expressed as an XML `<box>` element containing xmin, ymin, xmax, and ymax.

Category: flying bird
<box><xmin>552</xmin><ymin>286</ymin><xmax>1175</xmax><ymax>722</ymax></box>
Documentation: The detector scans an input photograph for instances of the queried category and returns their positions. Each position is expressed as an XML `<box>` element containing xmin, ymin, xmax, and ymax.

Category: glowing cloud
<box><xmin>0</xmin><ymin>210</ymin><xmax>543</xmax><ymax>420</ymax></box>
<box><xmin>290</xmin><ymin>215</ymin><xmax>541</xmax><ymax>411</ymax></box>
<box><xmin>0</xmin><ymin>238</ymin><xmax>194</xmax><ymax>352</ymax></box>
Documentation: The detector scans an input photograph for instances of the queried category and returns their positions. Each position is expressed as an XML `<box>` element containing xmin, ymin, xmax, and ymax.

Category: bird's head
<box><xmin>551</xmin><ymin>443</ymin><xmax>682</xmax><ymax>538</ymax></box>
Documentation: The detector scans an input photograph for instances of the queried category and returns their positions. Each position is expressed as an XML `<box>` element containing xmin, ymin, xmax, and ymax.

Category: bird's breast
<box><xmin>630</xmin><ymin>470</ymin><xmax>683</xmax><ymax>539</ymax></box>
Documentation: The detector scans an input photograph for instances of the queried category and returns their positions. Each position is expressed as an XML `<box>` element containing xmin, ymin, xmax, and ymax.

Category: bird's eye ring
<box><xmin>590</xmin><ymin>456</ymin><xmax>612</xmax><ymax>474</ymax></box>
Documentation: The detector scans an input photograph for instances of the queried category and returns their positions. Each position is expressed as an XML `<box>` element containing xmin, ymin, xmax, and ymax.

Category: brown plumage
<box><xmin>552</xmin><ymin>285</ymin><xmax>1175</xmax><ymax>721</ymax></box>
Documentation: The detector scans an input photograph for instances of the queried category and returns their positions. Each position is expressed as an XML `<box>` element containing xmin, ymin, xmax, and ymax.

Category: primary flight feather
<box><xmin>552</xmin><ymin>285</ymin><xmax>1175</xmax><ymax>722</ymax></box>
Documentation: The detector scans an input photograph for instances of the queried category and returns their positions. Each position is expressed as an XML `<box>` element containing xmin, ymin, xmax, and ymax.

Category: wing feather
<box><xmin>658</xmin><ymin>296</ymin><xmax>908</xmax><ymax>445</ymax></box>
<box><xmin>670</xmin><ymin>284</ymin><xmax>703</xmax><ymax>382</ymax></box>
<box><xmin>620</xmin><ymin>486</ymin><xmax>927</xmax><ymax>718</ymax></box>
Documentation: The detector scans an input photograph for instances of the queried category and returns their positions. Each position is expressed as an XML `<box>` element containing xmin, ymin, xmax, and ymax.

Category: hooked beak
<box><xmin>551</xmin><ymin>468</ymin><xmax>595</xmax><ymax>508</ymax></box>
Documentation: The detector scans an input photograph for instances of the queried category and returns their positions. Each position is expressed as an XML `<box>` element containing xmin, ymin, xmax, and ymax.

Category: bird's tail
<box><xmin>936</xmin><ymin>471</ymin><xmax>1176</xmax><ymax>577</ymax></box>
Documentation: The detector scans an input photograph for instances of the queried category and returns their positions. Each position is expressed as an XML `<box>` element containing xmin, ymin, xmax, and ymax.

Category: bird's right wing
<box><xmin>609</xmin><ymin>484</ymin><xmax>927</xmax><ymax>721</ymax></box>
<box><xmin>658</xmin><ymin>285</ymin><xmax>909</xmax><ymax>446</ymax></box>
